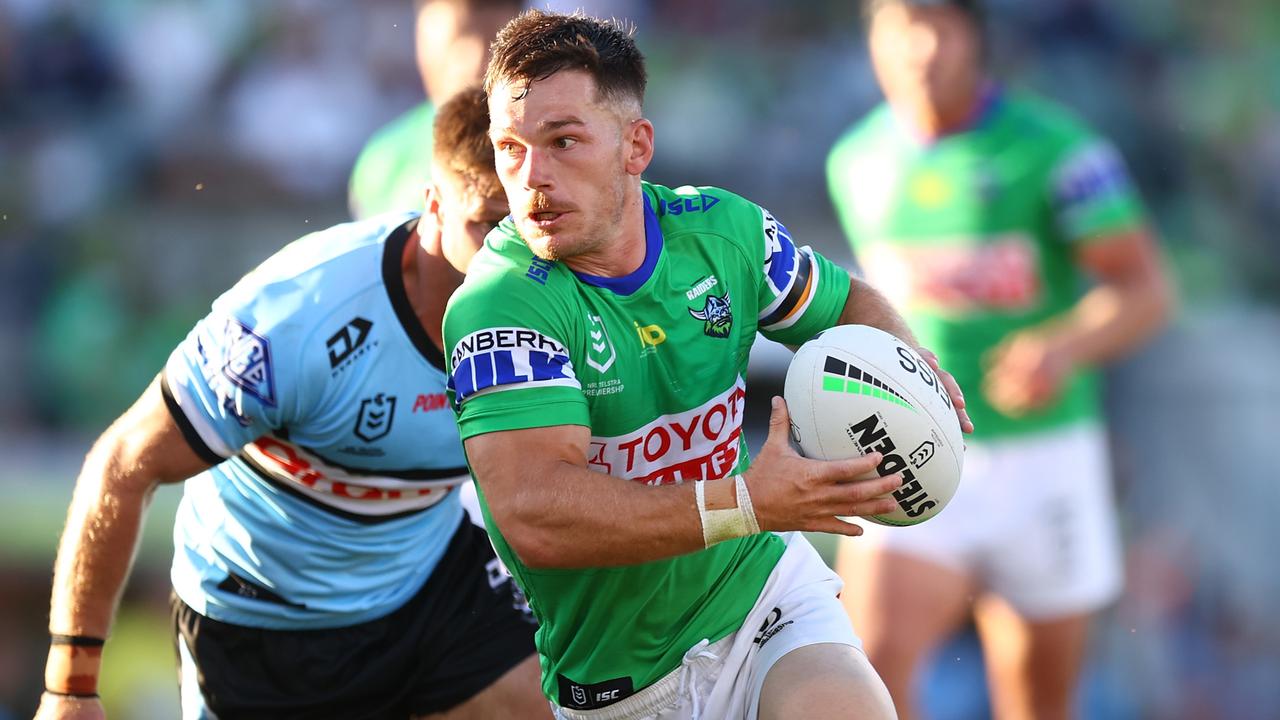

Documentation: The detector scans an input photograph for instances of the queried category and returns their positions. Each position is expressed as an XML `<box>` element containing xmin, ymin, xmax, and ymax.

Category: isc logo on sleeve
<box><xmin>451</xmin><ymin>327</ymin><xmax>581</xmax><ymax>404</ymax></box>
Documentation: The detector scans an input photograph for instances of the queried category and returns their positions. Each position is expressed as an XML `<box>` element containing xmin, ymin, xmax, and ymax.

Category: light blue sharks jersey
<box><xmin>160</xmin><ymin>214</ymin><xmax>470</xmax><ymax>630</ymax></box>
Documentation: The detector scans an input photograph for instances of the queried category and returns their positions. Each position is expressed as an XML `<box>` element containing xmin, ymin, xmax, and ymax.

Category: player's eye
<box><xmin>496</xmin><ymin>141</ymin><xmax>523</xmax><ymax>156</ymax></box>
<box><xmin>553</xmin><ymin>136</ymin><xmax>578</xmax><ymax>150</ymax></box>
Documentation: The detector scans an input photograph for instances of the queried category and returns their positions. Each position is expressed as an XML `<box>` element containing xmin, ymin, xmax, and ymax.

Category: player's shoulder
<box><xmin>998</xmin><ymin>91</ymin><xmax>1105</xmax><ymax>149</ymax></box>
<box><xmin>644</xmin><ymin>181</ymin><xmax>764</xmax><ymax>239</ymax></box>
<box><xmin>827</xmin><ymin>104</ymin><xmax>901</xmax><ymax>192</ymax></box>
<box><xmin>829</xmin><ymin>103</ymin><xmax>898</xmax><ymax>159</ymax></box>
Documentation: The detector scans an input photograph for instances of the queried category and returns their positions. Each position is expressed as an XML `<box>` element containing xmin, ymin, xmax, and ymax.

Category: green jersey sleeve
<box><xmin>642</xmin><ymin>183</ymin><xmax>852</xmax><ymax>347</ymax></box>
<box><xmin>1049</xmin><ymin>134</ymin><xmax>1147</xmax><ymax>244</ymax></box>
<box><xmin>444</xmin><ymin>225</ymin><xmax>591</xmax><ymax>440</ymax></box>
<box><xmin>748</xmin><ymin>202</ymin><xmax>851</xmax><ymax>346</ymax></box>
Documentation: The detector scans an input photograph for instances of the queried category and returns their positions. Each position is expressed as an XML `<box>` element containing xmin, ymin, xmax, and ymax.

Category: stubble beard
<box><xmin>522</xmin><ymin>172</ymin><xmax>628</xmax><ymax>264</ymax></box>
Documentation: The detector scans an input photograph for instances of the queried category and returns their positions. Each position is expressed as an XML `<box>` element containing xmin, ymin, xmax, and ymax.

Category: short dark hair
<box><xmin>433</xmin><ymin>86</ymin><xmax>502</xmax><ymax>197</ymax></box>
<box><xmin>484</xmin><ymin>10</ymin><xmax>647</xmax><ymax>108</ymax></box>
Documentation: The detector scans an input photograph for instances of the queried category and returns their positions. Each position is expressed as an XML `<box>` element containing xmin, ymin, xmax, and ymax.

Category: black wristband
<box><xmin>44</xmin><ymin>688</ymin><xmax>100</xmax><ymax>699</ymax></box>
<box><xmin>50</xmin><ymin>633</ymin><xmax>106</xmax><ymax>647</ymax></box>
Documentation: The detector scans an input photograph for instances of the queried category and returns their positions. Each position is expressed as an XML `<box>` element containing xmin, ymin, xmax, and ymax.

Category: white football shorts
<box><xmin>856</xmin><ymin>421</ymin><xmax>1123</xmax><ymax>618</ymax></box>
<box><xmin>553</xmin><ymin>531</ymin><xmax>863</xmax><ymax>720</ymax></box>
<box><xmin>459</xmin><ymin>479</ymin><xmax>486</xmax><ymax>527</ymax></box>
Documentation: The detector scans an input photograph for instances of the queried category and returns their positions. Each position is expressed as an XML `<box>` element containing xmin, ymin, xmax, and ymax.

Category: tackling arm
<box><xmin>40</xmin><ymin>376</ymin><xmax>211</xmax><ymax>708</ymax></box>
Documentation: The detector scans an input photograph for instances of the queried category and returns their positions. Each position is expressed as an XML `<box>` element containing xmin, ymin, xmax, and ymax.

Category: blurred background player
<box><xmin>35</xmin><ymin>88</ymin><xmax>548</xmax><ymax>720</ymax></box>
<box><xmin>827</xmin><ymin>1</ymin><xmax>1174</xmax><ymax>718</ymax></box>
<box><xmin>348</xmin><ymin>0</ymin><xmax>522</xmax><ymax>220</ymax></box>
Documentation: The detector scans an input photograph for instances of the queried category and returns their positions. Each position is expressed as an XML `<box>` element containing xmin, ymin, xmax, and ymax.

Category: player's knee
<box><xmin>759</xmin><ymin>644</ymin><xmax>896</xmax><ymax>720</ymax></box>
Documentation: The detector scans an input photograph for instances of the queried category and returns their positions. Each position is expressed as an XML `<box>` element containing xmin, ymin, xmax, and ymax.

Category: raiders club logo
<box><xmin>689</xmin><ymin>291</ymin><xmax>733</xmax><ymax>338</ymax></box>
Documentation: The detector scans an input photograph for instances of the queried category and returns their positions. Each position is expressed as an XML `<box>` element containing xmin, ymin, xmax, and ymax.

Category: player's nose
<box><xmin>519</xmin><ymin>147</ymin><xmax>555</xmax><ymax>191</ymax></box>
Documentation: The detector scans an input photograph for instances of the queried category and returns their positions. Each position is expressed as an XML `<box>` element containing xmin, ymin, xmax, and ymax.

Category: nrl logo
<box><xmin>354</xmin><ymin>393</ymin><xmax>396</xmax><ymax>442</ymax></box>
<box><xmin>689</xmin><ymin>292</ymin><xmax>732</xmax><ymax>338</ymax></box>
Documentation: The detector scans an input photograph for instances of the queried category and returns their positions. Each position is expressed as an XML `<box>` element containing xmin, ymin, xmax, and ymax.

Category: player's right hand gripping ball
<box><xmin>784</xmin><ymin>325</ymin><xmax>964</xmax><ymax>526</ymax></box>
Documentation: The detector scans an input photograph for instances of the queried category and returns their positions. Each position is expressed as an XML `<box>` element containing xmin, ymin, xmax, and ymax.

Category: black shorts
<box><xmin>171</xmin><ymin>518</ymin><xmax>537</xmax><ymax>719</ymax></box>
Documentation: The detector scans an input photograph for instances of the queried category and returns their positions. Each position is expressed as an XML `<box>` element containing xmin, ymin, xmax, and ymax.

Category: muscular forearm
<box><xmin>839</xmin><ymin>275</ymin><xmax>920</xmax><ymax>347</ymax></box>
<box><xmin>48</xmin><ymin>378</ymin><xmax>207</xmax><ymax>639</ymax></box>
<box><xmin>42</xmin><ymin>437</ymin><xmax>158</xmax><ymax>698</ymax></box>
<box><xmin>43</xmin><ymin>381</ymin><xmax>206</xmax><ymax>699</ymax></box>
<box><xmin>40</xmin><ymin>378</ymin><xmax>207</xmax><ymax>704</ymax></box>
<box><xmin>48</xmin><ymin>452</ymin><xmax>153</xmax><ymax>638</ymax></box>
<box><xmin>468</xmin><ymin>406</ymin><xmax>906</xmax><ymax>570</ymax></box>
<box><xmin>1047</xmin><ymin>273</ymin><xmax>1172</xmax><ymax>367</ymax></box>
<box><xmin>483</xmin><ymin>460</ymin><xmax>722</xmax><ymax>568</ymax></box>
<box><xmin>1043</xmin><ymin>228</ymin><xmax>1175</xmax><ymax>368</ymax></box>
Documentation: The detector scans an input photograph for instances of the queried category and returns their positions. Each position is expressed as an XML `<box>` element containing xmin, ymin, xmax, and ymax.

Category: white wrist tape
<box><xmin>695</xmin><ymin>475</ymin><xmax>761</xmax><ymax>548</ymax></box>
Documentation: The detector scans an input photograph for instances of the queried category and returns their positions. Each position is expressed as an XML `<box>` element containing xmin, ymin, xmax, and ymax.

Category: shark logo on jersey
<box><xmin>689</xmin><ymin>292</ymin><xmax>732</xmax><ymax>338</ymax></box>
<box><xmin>221</xmin><ymin>317</ymin><xmax>276</xmax><ymax>408</ymax></box>
<box><xmin>354</xmin><ymin>393</ymin><xmax>396</xmax><ymax>442</ymax></box>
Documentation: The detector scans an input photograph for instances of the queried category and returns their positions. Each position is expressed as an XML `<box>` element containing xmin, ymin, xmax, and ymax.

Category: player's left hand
<box><xmin>915</xmin><ymin>346</ymin><xmax>974</xmax><ymax>434</ymax></box>
<box><xmin>981</xmin><ymin>330</ymin><xmax>1074</xmax><ymax>416</ymax></box>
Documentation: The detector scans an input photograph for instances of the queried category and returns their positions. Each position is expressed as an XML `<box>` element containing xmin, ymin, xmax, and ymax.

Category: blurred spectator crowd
<box><xmin>1</xmin><ymin>0</ymin><xmax>1278</xmax><ymax>718</ymax></box>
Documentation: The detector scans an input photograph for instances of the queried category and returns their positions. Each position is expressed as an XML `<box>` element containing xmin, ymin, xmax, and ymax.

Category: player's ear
<box><xmin>623</xmin><ymin>118</ymin><xmax>654</xmax><ymax>177</ymax></box>
<box><xmin>424</xmin><ymin>183</ymin><xmax>443</xmax><ymax>222</ymax></box>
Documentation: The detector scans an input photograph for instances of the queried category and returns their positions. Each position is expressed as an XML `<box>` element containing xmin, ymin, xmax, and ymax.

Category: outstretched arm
<box><xmin>37</xmin><ymin>376</ymin><xmax>211</xmax><ymax>718</ymax></box>
<box><xmin>464</xmin><ymin>397</ymin><xmax>902</xmax><ymax>570</ymax></box>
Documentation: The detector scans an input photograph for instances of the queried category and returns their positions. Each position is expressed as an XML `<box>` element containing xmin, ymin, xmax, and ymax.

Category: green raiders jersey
<box><xmin>827</xmin><ymin>90</ymin><xmax>1147</xmax><ymax>438</ymax></box>
<box><xmin>348</xmin><ymin>102</ymin><xmax>434</xmax><ymax>219</ymax></box>
<box><xmin>444</xmin><ymin>181</ymin><xmax>851</xmax><ymax>707</ymax></box>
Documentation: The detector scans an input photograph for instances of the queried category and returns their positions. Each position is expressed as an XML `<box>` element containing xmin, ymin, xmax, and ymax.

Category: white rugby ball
<box><xmin>783</xmin><ymin>325</ymin><xmax>963</xmax><ymax>526</ymax></box>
